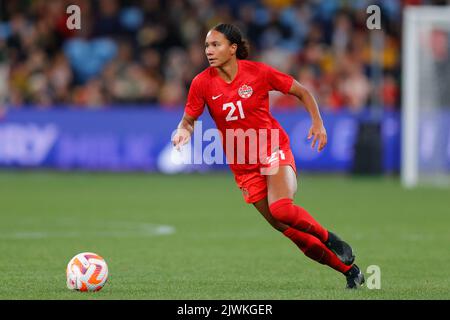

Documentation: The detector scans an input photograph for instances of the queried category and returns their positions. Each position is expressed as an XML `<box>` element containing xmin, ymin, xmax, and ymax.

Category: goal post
<box><xmin>402</xmin><ymin>6</ymin><xmax>450</xmax><ymax>188</ymax></box>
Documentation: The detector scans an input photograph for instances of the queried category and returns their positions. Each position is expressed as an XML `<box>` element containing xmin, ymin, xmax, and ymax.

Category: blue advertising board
<box><xmin>0</xmin><ymin>108</ymin><xmax>402</xmax><ymax>173</ymax></box>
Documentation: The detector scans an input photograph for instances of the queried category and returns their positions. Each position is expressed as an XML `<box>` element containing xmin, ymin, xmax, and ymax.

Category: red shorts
<box><xmin>233</xmin><ymin>149</ymin><xmax>297</xmax><ymax>204</ymax></box>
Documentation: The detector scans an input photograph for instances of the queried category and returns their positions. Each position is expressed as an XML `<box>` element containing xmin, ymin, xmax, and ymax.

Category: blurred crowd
<box><xmin>0</xmin><ymin>0</ymin><xmax>448</xmax><ymax>111</ymax></box>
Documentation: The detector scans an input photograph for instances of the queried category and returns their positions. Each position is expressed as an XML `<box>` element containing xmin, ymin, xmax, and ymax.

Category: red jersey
<box><xmin>184</xmin><ymin>59</ymin><xmax>294</xmax><ymax>174</ymax></box>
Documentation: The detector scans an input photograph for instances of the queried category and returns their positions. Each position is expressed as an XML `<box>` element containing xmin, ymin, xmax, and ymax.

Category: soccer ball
<box><xmin>66</xmin><ymin>252</ymin><xmax>109</xmax><ymax>292</ymax></box>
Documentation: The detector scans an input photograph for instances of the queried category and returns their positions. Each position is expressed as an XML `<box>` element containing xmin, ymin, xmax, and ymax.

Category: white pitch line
<box><xmin>0</xmin><ymin>223</ymin><xmax>176</xmax><ymax>239</ymax></box>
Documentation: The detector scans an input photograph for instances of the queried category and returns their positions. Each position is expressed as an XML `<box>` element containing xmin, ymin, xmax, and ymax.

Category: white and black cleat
<box><xmin>345</xmin><ymin>264</ymin><xmax>365</xmax><ymax>289</ymax></box>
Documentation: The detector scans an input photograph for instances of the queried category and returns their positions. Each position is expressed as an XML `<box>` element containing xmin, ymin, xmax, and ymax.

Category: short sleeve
<box><xmin>185</xmin><ymin>75</ymin><xmax>205</xmax><ymax>119</ymax></box>
<box><xmin>265</xmin><ymin>64</ymin><xmax>294</xmax><ymax>94</ymax></box>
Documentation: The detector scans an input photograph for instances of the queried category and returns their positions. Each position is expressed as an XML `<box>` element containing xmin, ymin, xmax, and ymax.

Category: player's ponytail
<box><xmin>213</xmin><ymin>23</ymin><xmax>250</xmax><ymax>59</ymax></box>
<box><xmin>236</xmin><ymin>39</ymin><xmax>250</xmax><ymax>60</ymax></box>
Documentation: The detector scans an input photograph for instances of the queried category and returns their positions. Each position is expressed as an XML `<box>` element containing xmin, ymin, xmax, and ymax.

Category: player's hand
<box><xmin>172</xmin><ymin>128</ymin><xmax>191</xmax><ymax>151</ymax></box>
<box><xmin>307</xmin><ymin>121</ymin><xmax>327</xmax><ymax>152</ymax></box>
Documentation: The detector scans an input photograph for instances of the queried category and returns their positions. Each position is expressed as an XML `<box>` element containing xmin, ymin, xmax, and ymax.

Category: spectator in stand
<box><xmin>1</xmin><ymin>0</ymin><xmax>411</xmax><ymax>111</ymax></box>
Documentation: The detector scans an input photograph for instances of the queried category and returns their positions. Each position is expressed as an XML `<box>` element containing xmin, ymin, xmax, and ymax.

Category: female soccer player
<box><xmin>172</xmin><ymin>23</ymin><xmax>364</xmax><ymax>289</ymax></box>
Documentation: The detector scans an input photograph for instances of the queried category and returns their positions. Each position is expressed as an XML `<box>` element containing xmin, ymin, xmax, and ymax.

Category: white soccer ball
<box><xmin>66</xmin><ymin>252</ymin><xmax>109</xmax><ymax>292</ymax></box>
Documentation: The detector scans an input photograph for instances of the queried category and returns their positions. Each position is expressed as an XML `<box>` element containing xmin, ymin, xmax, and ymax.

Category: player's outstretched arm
<box><xmin>288</xmin><ymin>80</ymin><xmax>328</xmax><ymax>152</ymax></box>
<box><xmin>172</xmin><ymin>112</ymin><xmax>196</xmax><ymax>151</ymax></box>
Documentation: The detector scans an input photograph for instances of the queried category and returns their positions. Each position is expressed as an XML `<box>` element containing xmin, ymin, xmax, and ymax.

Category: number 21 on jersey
<box><xmin>223</xmin><ymin>101</ymin><xmax>245</xmax><ymax>121</ymax></box>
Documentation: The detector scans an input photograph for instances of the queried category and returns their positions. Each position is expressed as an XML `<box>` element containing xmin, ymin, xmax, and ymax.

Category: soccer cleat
<box><xmin>345</xmin><ymin>264</ymin><xmax>365</xmax><ymax>289</ymax></box>
<box><xmin>325</xmin><ymin>231</ymin><xmax>355</xmax><ymax>265</ymax></box>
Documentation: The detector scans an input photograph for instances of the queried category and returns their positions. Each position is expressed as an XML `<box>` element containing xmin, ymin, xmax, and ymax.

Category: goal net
<box><xmin>402</xmin><ymin>6</ymin><xmax>450</xmax><ymax>188</ymax></box>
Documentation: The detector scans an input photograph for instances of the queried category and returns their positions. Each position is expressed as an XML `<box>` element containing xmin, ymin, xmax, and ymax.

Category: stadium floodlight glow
<box><xmin>402</xmin><ymin>6</ymin><xmax>450</xmax><ymax>188</ymax></box>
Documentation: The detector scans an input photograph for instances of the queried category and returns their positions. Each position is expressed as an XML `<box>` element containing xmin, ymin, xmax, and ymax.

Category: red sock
<box><xmin>269</xmin><ymin>198</ymin><xmax>329</xmax><ymax>243</ymax></box>
<box><xmin>283</xmin><ymin>227</ymin><xmax>352</xmax><ymax>274</ymax></box>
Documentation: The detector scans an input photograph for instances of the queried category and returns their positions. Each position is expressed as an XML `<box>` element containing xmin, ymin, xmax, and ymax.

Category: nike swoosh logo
<box><xmin>212</xmin><ymin>94</ymin><xmax>223</xmax><ymax>100</ymax></box>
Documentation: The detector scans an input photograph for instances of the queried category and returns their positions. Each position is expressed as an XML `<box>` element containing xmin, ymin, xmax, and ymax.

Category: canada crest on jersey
<box><xmin>238</xmin><ymin>84</ymin><xmax>253</xmax><ymax>99</ymax></box>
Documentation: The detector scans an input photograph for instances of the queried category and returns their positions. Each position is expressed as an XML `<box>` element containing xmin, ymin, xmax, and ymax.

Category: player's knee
<box><xmin>270</xmin><ymin>219</ymin><xmax>289</xmax><ymax>232</ymax></box>
<box><xmin>269</xmin><ymin>198</ymin><xmax>294</xmax><ymax>223</ymax></box>
<box><xmin>261</xmin><ymin>209</ymin><xmax>289</xmax><ymax>232</ymax></box>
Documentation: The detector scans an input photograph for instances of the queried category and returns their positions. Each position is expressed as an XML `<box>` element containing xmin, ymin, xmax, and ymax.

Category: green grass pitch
<box><xmin>0</xmin><ymin>170</ymin><xmax>449</xmax><ymax>299</ymax></box>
